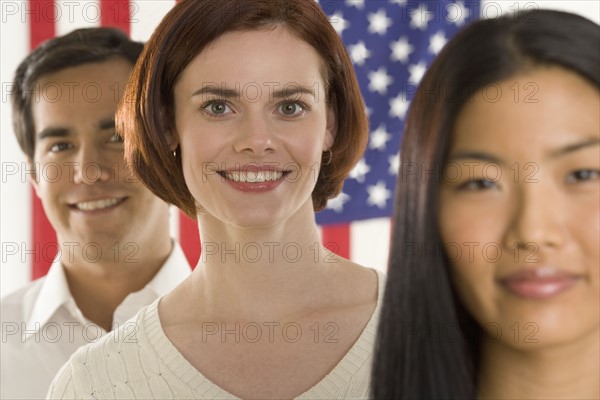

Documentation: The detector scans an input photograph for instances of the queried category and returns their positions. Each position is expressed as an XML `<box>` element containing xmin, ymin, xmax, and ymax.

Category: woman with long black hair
<box><xmin>373</xmin><ymin>9</ymin><xmax>599</xmax><ymax>399</ymax></box>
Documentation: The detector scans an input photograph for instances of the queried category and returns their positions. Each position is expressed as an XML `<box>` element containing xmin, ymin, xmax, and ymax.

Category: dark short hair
<box><xmin>11</xmin><ymin>27</ymin><xmax>144</xmax><ymax>160</ymax></box>
<box><xmin>373</xmin><ymin>9</ymin><xmax>600</xmax><ymax>399</ymax></box>
<box><xmin>118</xmin><ymin>0</ymin><xmax>368</xmax><ymax>218</ymax></box>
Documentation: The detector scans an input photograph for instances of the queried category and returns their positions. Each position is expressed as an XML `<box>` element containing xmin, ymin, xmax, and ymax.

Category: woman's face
<box><xmin>438</xmin><ymin>67</ymin><xmax>599</xmax><ymax>349</ymax></box>
<box><xmin>172</xmin><ymin>27</ymin><xmax>335</xmax><ymax>227</ymax></box>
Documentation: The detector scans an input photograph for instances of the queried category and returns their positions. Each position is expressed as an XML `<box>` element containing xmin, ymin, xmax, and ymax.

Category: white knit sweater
<box><xmin>47</xmin><ymin>270</ymin><xmax>385</xmax><ymax>399</ymax></box>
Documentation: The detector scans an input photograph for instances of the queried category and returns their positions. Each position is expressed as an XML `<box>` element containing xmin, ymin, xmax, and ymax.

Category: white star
<box><xmin>367</xmin><ymin>181</ymin><xmax>392</xmax><ymax>209</ymax></box>
<box><xmin>447</xmin><ymin>1</ymin><xmax>470</xmax><ymax>26</ymax></box>
<box><xmin>389</xmin><ymin>92</ymin><xmax>410</xmax><ymax>119</ymax></box>
<box><xmin>327</xmin><ymin>192</ymin><xmax>351</xmax><ymax>213</ymax></box>
<box><xmin>410</xmin><ymin>4</ymin><xmax>433</xmax><ymax>31</ymax></box>
<box><xmin>330</xmin><ymin>11</ymin><xmax>349</xmax><ymax>37</ymax></box>
<box><xmin>429</xmin><ymin>31</ymin><xmax>448</xmax><ymax>55</ymax></box>
<box><xmin>408</xmin><ymin>61</ymin><xmax>427</xmax><ymax>84</ymax></box>
<box><xmin>368</xmin><ymin>67</ymin><xmax>393</xmax><ymax>95</ymax></box>
<box><xmin>369</xmin><ymin>124</ymin><xmax>391</xmax><ymax>151</ymax></box>
<box><xmin>388</xmin><ymin>153</ymin><xmax>400</xmax><ymax>175</ymax></box>
<box><xmin>365</xmin><ymin>106</ymin><xmax>373</xmax><ymax>117</ymax></box>
<box><xmin>368</xmin><ymin>9</ymin><xmax>393</xmax><ymax>35</ymax></box>
<box><xmin>349</xmin><ymin>41</ymin><xmax>371</xmax><ymax>66</ymax></box>
<box><xmin>390</xmin><ymin>36</ymin><xmax>413</xmax><ymax>63</ymax></box>
<box><xmin>390</xmin><ymin>0</ymin><xmax>407</xmax><ymax>5</ymax></box>
<box><xmin>345</xmin><ymin>0</ymin><xmax>365</xmax><ymax>9</ymax></box>
<box><xmin>349</xmin><ymin>159</ymin><xmax>371</xmax><ymax>183</ymax></box>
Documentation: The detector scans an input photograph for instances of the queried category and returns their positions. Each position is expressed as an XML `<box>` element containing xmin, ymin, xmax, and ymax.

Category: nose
<box><xmin>504</xmin><ymin>183</ymin><xmax>566</xmax><ymax>256</ymax></box>
<box><xmin>72</xmin><ymin>144</ymin><xmax>114</xmax><ymax>184</ymax></box>
<box><xmin>232</xmin><ymin>112</ymin><xmax>275</xmax><ymax>155</ymax></box>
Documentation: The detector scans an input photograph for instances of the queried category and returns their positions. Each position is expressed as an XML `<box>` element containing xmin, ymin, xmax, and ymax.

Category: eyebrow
<box><xmin>98</xmin><ymin>118</ymin><xmax>116</xmax><ymax>131</ymax></box>
<box><xmin>447</xmin><ymin>151</ymin><xmax>503</xmax><ymax>165</ymax></box>
<box><xmin>37</xmin><ymin>127</ymin><xmax>70</xmax><ymax>141</ymax></box>
<box><xmin>549</xmin><ymin>137</ymin><xmax>599</xmax><ymax>159</ymax></box>
<box><xmin>447</xmin><ymin>138</ymin><xmax>600</xmax><ymax>165</ymax></box>
<box><xmin>191</xmin><ymin>85</ymin><xmax>317</xmax><ymax>100</ymax></box>
<box><xmin>272</xmin><ymin>86</ymin><xmax>316</xmax><ymax>99</ymax></box>
<box><xmin>37</xmin><ymin>118</ymin><xmax>116</xmax><ymax>140</ymax></box>
<box><xmin>192</xmin><ymin>86</ymin><xmax>238</xmax><ymax>98</ymax></box>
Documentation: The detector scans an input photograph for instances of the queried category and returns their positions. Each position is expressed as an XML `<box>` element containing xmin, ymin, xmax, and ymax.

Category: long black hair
<box><xmin>372</xmin><ymin>9</ymin><xmax>600</xmax><ymax>399</ymax></box>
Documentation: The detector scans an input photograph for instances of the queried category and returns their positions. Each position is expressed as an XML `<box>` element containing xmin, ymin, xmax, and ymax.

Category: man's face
<box><xmin>29</xmin><ymin>58</ymin><xmax>170</xmax><ymax>250</ymax></box>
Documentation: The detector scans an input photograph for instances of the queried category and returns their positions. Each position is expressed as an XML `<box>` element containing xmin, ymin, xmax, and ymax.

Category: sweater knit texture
<box><xmin>47</xmin><ymin>270</ymin><xmax>385</xmax><ymax>399</ymax></box>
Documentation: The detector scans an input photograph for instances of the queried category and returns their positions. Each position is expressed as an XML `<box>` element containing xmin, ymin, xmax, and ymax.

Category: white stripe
<box><xmin>130</xmin><ymin>0</ymin><xmax>175</xmax><ymax>42</ymax></box>
<box><xmin>350</xmin><ymin>218</ymin><xmax>391</xmax><ymax>274</ymax></box>
<box><xmin>1</xmin><ymin>1</ymin><xmax>32</xmax><ymax>296</ymax></box>
<box><xmin>55</xmin><ymin>0</ymin><xmax>100</xmax><ymax>35</ymax></box>
<box><xmin>169</xmin><ymin>206</ymin><xmax>180</xmax><ymax>241</ymax></box>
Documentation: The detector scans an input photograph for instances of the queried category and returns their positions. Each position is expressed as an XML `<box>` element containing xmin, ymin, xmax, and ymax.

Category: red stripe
<box><xmin>28</xmin><ymin>0</ymin><xmax>55</xmax><ymax>48</ymax></box>
<box><xmin>31</xmin><ymin>190</ymin><xmax>56</xmax><ymax>279</ymax></box>
<box><xmin>321</xmin><ymin>224</ymin><xmax>351</xmax><ymax>259</ymax></box>
<box><xmin>100</xmin><ymin>0</ymin><xmax>131</xmax><ymax>35</ymax></box>
<box><xmin>178</xmin><ymin>212</ymin><xmax>200</xmax><ymax>269</ymax></box>
<box><xmin>30</xmin><ymin>0</ymin><xmax>57</xmax><ymax>279</ymax></box>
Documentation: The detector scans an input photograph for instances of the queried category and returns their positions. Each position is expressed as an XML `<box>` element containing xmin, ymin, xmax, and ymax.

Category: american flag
<box><xmin>316</xmin><ymin>0</ymin><xmax>480</xmax><ymax>267</ymax></box>
<box><xmin>1</xmin><ymin>0</ymin><xmax>479</xmax><ymax>292</ymax></box>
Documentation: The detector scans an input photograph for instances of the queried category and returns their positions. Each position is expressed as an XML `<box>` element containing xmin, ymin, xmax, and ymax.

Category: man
<box><xmin>1</xmin><ymin>28</ymin><xmax>191</xmax><ymax>399</ymax></box>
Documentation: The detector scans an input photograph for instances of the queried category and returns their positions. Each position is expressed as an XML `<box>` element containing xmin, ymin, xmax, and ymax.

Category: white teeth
<box><xmin>75</xmin><ymin>198</ymin><xmax>122</xmax><ymax>211</ymax></box>
<box><xmin>225</xmin><ymin>171</ymin><xmax>283</xmax><ymax>183</ymax></box>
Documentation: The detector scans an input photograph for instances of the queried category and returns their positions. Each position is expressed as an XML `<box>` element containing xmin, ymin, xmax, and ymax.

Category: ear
<box><xmin>323</xmin><ymin>106</ymin><xmax>337</xmax><ymax>151</ymax></box>
<box><xmin>26</xmin><ymin>157</ymin><xmax>40</xmax><ymax>198</ymax></box>
<box><xmin>165</xmin><ymin>130</ymin><xmax>179</xmax><ymax>152</ymax></box>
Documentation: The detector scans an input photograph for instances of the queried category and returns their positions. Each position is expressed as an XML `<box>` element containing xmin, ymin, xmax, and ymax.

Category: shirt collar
<box><xmin>142</xmin><ymin>241</ymin><xmax>191</xmax><ymax>296</ymax></box>
<box><xmin>25</xmin><ymin>240</ymin><xmax>191</xmax><ymax>339</ymax></box>
<box><xmin>25</xmin><ymin>256</ymin><xmax>73</xmax><ymax>337</ymax></box>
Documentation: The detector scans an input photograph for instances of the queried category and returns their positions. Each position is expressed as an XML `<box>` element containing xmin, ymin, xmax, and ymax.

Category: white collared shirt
<box><xmin>0</xmin><ymin>241</ymin><xmax>191</xmax><ymax>400</ymax></box>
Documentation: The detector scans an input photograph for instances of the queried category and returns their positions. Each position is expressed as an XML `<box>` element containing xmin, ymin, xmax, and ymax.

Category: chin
<box><xmin>228</xmin><ymin>216</ymin><xmax>280</xmax><ymax>230</ymax></box>
<box><xmin>485</xmin><ymin>307</ymin><xmax>599</xmax><ymax>352</ymax></box>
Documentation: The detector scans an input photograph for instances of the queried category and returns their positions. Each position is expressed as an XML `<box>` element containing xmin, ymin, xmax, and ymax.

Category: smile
<box><xmin>498</xmin><ymin>267</ymin><xmax>583</xmax><ymax>299</ymax></box>
<box><xmin>220</xmin><ymin>170</ymin><xmax>286</xmax><ymax>183</ymax></box>
<box><xmin>72</xmin><ymin>197</ymin><xmax>126</xmax><ymax>211</ymax></box>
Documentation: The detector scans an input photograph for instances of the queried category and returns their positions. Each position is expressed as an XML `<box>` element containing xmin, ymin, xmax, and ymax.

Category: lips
<box><xmin>70</xmin><ymin>197</ymin><xmax>127</xmax><ymax>211</ymax></box>
<box><xmin>218</xmin><ymin>164</ymin><xmax>290</xmax><ymax>181</ymax></box>
<box><xmin>217</xmin><ymin>166</ymin><xmax>290</xmax><ymax>193</ymax></box>
<box><xmin>222</xmin><ymin>170</ymin><xmax>284</xmax><ymax>183</ymax></box>
<box><xmin>498</xmin><ymin>267</ymin><xmax>583</xmax><ymax>299</ymax></box>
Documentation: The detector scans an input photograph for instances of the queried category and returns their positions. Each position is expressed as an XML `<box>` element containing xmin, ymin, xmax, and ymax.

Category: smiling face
<box><xmin>30</xmin><ymin>58</ymin><xmax>170</xmax><ymax>248</ymax></box>
<box><xmin>172</xmin><ymin>27</ymin><xmax>335</xmax><ymax>228</ymax></box>
<box><xmin>438</xmin><ymin>67</ymin><xmax>600</xmax><ymax>349</ymax></box>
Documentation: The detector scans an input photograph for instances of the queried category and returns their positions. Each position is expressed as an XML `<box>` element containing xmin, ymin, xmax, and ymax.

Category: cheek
<box><xmin>439</xmin><ymin>195</ymin><xmax>504</xmax><ymax>260</ymax></box>
<box><xmin>574</xmin><ymin>198</ymin><xmax>600</xmax><ymax>290</ymax></box>
<box><xmin>35</xmin><ymin>160</ymin><xmax>71</xmax><ymax>193</ymax></box>
<box><xmin>39</xmin><ymin>163</ymin><xmax>66</xmax><ymax>186</ymax></box>
<box><xmin>179</xmin><ymin>133</ymin><xmax>215</xmax><ymax>169</ymax></box>
<box><xmin>439</xmin><ymin>194</ymin><xmax>506</xmax><ymax>320</ymax></box>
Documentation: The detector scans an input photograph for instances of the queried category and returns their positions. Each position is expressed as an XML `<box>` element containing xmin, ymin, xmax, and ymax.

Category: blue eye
<box><xmin>202</xmin><ymin>100</ymin><xmax>232</xmax><ymax>116</ymax></box>
<box><xmin>278</xmin><ymin>102</ymin><xmax>305</xmax><ymax>117</ymax></box>
<box><xmin>566</xmin><ymin>169</ymin><xmax>600</xmax><ymax>184</ymax></box>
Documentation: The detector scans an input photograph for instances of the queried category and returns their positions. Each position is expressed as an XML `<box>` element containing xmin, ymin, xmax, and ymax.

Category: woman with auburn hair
<box><xmin>48</xmin><ymin>1</ymin><xmax>382</xmax><ymax>399</ymax></box>
<box><xmin>373</xmin><ymin>9</ymin><xmax>599</xmax><ymax>399</ymax></box>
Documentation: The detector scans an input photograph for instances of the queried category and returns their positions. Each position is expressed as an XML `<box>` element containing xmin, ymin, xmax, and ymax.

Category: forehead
<box><xmin>31</xmin><ymin>59</ymin><xmax>132</xmax><ymax>131</ymax></box>
<box><xmin>35</xmin><ymin>57</ymin><xmax>133</xmax><ymax>96</ymax></box>
<box><xmin>175</xmin><ymin>27</ymin><xmax>326</xmax><ymax>95</ymax></box>
<box><xmin>452</xmin><ymin>67</ymin><xmax>600</xmax><ymax>156</ymax></box>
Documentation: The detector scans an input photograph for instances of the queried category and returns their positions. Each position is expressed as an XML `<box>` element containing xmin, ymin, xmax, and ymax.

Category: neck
<box><xmin>479</xmin><ymin>328</ymin><xmax>600</xmax><ymax>399</ymax></box>
<box><xmin>189</xmin><ymin>204</ymin><xmax>339</xmax><ymax>321</ymax></box>
<box><xmin>59</xmin><ymin>234</ymin><xmax>173</xmax><ymax>331</ymax></box>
